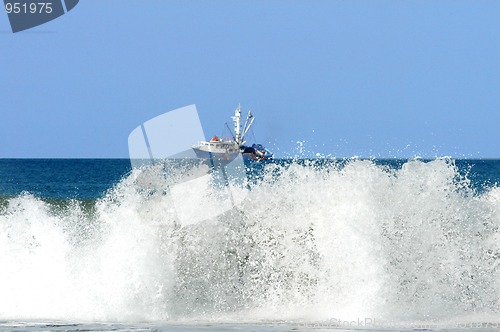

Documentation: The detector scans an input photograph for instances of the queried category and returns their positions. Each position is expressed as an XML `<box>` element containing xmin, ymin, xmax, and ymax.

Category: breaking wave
<box><xmin>1</xmin><ymin>158</ymin><xmax>500</xmax><ymax>326</ymax></box>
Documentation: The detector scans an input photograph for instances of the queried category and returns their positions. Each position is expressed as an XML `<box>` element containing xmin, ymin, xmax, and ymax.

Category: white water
<box><xmin>1</xmin><ymin>159</ymin><xmax>500</xmax><ymax>327</ymax></box>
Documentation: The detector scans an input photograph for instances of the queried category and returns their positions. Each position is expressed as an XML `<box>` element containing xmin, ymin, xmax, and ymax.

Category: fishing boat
<box><xmin>192</xmin><ymin>106</ymin><xmax>273</xmax><ymax>161</ymax></box>
<box><xmin>191</xmin><ymin>135</ymin><xmax>240</xmax><ymax>160</ymax></box>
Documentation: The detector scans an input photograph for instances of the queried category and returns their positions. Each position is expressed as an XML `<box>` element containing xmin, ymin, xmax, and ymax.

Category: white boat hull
<box><xmin>192</xmin><ymin>148</ymin><xmax>240</xmax><ymax>160</ymax></box>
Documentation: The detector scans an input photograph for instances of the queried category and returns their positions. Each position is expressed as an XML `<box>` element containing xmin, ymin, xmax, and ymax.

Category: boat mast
<box><xmin>232</xmin><ymin>105</ymin><xmax>242</xmax><ymax>145</ymax></box>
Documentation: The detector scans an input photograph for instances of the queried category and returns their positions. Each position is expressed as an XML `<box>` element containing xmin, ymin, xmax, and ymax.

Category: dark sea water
<box><xmin>1</xmin><ymin>158</ymin><xmax>500</xmax><ymax>331</ymax></box>
<box><xmin>1</xmin><ymin>159</ymin><xmax>499</xmax><ymax>199</ymax></box>
<box><xmin>0</xmin><ymin>159</ymin><xmax>132</xmax><ymax>200</ymax></box>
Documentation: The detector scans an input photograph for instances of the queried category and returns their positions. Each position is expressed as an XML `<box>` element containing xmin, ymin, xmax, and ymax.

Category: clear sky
<box><xmin>1</xmin><ymin>1</ymin><xmax>499</xmax><ymax>158</ymax></box>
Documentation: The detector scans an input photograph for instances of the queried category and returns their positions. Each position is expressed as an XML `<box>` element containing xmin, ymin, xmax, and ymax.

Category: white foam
<box><xmin>0</xmin><ymin>159</ymin><xmax>499</xmax><ymax>326</ymax></box>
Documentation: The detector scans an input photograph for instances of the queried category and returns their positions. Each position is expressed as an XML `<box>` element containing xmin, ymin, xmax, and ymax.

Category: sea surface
<box><xmin>1</xmin><ymin>158</ymin><xmax>500</xmax><ymax>331</ymax></box>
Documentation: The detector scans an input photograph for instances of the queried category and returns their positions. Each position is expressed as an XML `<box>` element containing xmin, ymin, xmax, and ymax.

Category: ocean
<box><xmin>1</xmin><ymin>158</ymin><xmax>500</xmax><ymax>331</ymax></box>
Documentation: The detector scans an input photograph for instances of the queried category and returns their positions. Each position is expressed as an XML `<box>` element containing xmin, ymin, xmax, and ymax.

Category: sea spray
<box><xmin>0</xmin><ymin>159</ymin><xmax>499</xmax><ymax>325</ymax></box>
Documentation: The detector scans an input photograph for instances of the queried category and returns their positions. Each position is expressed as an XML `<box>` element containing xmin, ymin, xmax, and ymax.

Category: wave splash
<box><xmin>0</xmin><ymin>159</ymin><xmax>499</xmax><ymax>324</ymax></box>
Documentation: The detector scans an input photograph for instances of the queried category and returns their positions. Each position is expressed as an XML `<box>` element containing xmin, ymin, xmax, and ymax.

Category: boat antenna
<box><xmin>241</xmin><ymin>111</ymin><xmax>254</xmax><ymax>144</ymax></box>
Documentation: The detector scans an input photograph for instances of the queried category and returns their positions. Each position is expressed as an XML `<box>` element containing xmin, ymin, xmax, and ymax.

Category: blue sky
<box><xmin>1</xmin><ymin>1</ymin><xmax>499</xmax><ymax>158</ymax></box>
